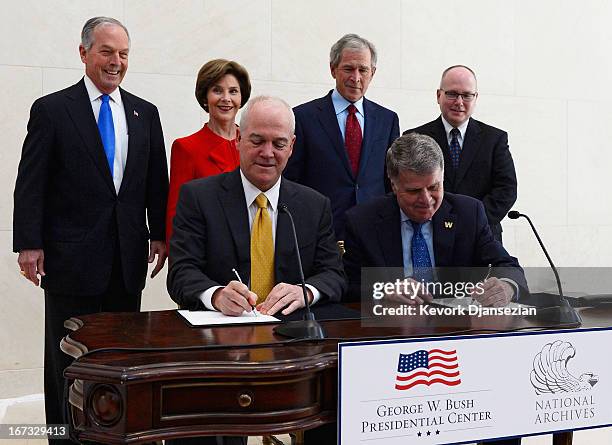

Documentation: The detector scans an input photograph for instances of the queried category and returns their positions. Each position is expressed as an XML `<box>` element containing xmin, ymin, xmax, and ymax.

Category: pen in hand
<box><xmin>483</xmin><ymin>263</ymin><xmax>492</xmax><ymax>281</ymax></box>
<box><xmin>472</xmin><ymin>264</ymin><xmax>492</xmax><ymax>306</ymax></box>
<box><xmin>232</xmin><ymin>268</ymin><xmax>257</xmax><ymax>316</ymax></box>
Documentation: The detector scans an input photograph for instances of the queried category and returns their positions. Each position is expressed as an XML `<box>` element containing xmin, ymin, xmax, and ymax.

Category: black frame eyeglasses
<box><xmin>440</xmin><ymin>90</ymin><xmax>477</xmax><ymax>102</ymax></box>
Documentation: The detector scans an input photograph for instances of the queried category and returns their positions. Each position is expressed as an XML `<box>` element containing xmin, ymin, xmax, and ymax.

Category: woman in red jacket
<box><xmin>166</xmin><ymin>59</ymin><xmax>251</xmax><ymax>244</ymax></box>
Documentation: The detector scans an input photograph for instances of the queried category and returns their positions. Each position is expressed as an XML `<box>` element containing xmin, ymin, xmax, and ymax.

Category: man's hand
<box><xmin>257</xmin><ymin>283</ymin><xmax>311</xmax><ymax>316</ymax></box>
<box><xmin>18</xmin><ymin>249</ymin><xmax>45</xmax><ymax>286</ymax></box>
<box><xmin>384</xmin><ymin>278</ymin><xmax>433</xmax><ymax>306</ymax></box>
<box><xmin>148</xmin><ymin>241</ymin><xmax>167</xmax><ymax>278</ymax></box>
<box><xmin>212</xmin><ymin>281</ymin><xmax>257</xmax><ymax>316</ymax></box>
<box><xmin>472</xmin><ymin>278</ymin><xmax>514</xmax><ymax>307</ymax></box>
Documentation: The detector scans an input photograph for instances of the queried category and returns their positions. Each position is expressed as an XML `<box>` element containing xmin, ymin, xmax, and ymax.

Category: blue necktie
<box><xmin>98</xmin><ymin>94</ymin><xmax>115</xmax><ymax>175</ymax></box>
<box><xmin>410</xmin><ymin>221</ymin><xmax>433</xmax><ymax>282</ymax></box>
<box><xmin>449</xmin><ymin>127</ymin><xmax>461</xmax><ymax>169</ymax></box>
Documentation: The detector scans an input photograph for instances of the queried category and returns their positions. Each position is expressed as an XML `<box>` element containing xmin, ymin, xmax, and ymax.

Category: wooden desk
<box><xmin>61</xmin><ymin>306</ymin><xmax>609</xmax><ymax>444</ymax></box>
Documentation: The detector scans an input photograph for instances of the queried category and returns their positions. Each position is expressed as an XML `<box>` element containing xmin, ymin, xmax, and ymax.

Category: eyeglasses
<box><xmin>440</xmin><ymin>90</ymin><xmax>477</xmax><ymax>102</ymax></box>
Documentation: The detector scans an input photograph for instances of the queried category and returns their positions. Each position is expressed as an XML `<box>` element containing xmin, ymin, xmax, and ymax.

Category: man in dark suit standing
<box><xmin>168</xmin><ymin>95</ymin><xmax>345</xmax><ymax>317</ymax></box>
<box><xmin>405</xmin><ymin>65</ymin><xmax>517</xmax><ymax>242</ymax></box>
<box><xmin>13</xmin><ymin>17</ymin><xmax>168</xmax><ymax>439</ymax></box>
<box><xmin>344</xmin><ymin>133</ymin><xmax>524</xmax><ymax>310</ymax></box>
<box><xmin>284</xmin><ymin>33</ymin><xmax>400</xmax><ymax>241</ymax></box>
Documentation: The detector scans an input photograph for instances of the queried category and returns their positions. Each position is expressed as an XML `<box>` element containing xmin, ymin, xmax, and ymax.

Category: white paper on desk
<box><xmin>434</xmin><ymin>297</ymin><xmax>534</xmax><ymax>309</ymax></box>
<box><xmin>177</xmin><ymin>309</ymin><xmax>279</xmax><ymax>326</ymax></box>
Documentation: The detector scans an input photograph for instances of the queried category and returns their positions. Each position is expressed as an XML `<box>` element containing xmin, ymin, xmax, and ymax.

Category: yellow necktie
<box><xmin>251</xmin><ymin>193</ymin><xmax>275</xmax><ymax>304</ymax></box>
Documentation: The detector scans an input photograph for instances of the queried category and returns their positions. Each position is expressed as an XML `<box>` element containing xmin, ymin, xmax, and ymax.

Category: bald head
<box><xmin>439</xmin><ymin>65</ymin><xmax>477</xmax><ymax>89</ymax></box>
<box><xmin>237</xmin><ymin>95</ymin><xmax>296</xmax><ymax>191</ymax></box>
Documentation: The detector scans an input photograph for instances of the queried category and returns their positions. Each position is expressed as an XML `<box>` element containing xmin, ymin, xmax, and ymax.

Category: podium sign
<box><xmin>338</xmin><ymin>327</ymin><xmax>612</xmax><ymax>444</ymax></box>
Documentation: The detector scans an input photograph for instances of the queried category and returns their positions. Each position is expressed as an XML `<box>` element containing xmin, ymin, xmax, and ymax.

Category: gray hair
<box><xmin>386</xmin><ymin>133</ymin><xmax>444</xmax><ymax>179</ymax></box>
<box><xmin>239</xmin><ymin>95</ymin><xmax>295</xmax><ymax>135</ymax></box>
<box><xmin>330</xmin><ymin>33</ymin><xmax>377</xmax><ymax>68</ymax></box>
<box><xmin>440</xmin><ymin>64</ymin><xmax>477</xmax><ymax>89</ymax></box>
<box><xmin>81</xmin><ymin>17</ymin><xmax>130</xmax><ymax>50</ymax></box>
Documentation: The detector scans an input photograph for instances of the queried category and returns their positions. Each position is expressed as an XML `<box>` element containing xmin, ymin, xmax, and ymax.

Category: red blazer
<box><xmin>166</xmin><ymin>124</ymin><xmax>239</xmax><ymax>244</ymax></box>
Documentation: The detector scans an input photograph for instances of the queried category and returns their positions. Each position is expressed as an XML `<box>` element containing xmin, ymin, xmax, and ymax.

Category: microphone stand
<box><xmin>508</xmin><ymin>211</ymin><xmax>581</xmax><ymax>324</ymax></box>
<box><xmin>273</xmin><ymin>204</ymin><xmax>326</xmax><ymax>339</ymax></box>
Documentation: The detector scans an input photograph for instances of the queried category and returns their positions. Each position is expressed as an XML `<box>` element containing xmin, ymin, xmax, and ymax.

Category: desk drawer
<box><xmin>156</xmin><ymin>374</ymin><xmax>321</xmax><ymax>425</ymax></box>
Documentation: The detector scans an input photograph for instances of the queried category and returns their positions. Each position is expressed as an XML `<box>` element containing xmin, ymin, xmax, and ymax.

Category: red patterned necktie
<box><xmin>345</xmin><ymin>104</ymin><xmax>362</xmax><ymax>176</ymax></box>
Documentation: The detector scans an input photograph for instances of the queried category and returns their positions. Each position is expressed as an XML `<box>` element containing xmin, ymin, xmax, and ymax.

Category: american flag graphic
<box><xmin>395</xmin><ymin>349</ymin><xmax>461</xmax><ymax>390</ymax></box>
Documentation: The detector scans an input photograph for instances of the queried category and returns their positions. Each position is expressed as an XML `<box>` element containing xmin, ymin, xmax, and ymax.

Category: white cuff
<box><xmin>499</xmin><ymin>278</ymin><xmax>519</xmax><ymax>301</ymax></box>
<box><xmin>200</xmin><ymin>286</ymin><xmax>223</xmax><ymax>311</ymax></box>
<box><xmin>305</xmin><ymin>284</ymin><xmax>321</xmax><ymax>305</ymax></box>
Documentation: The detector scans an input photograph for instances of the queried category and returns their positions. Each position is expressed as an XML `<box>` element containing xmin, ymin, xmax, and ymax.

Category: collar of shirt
<box><xmin>239</xmin><ymin>170</ymin><xmax>281</xmax><ymax>213</ymax></box>
<box><xmin>83</xmin><ymin>75</ymin><xmax>122</xmax><ymax>106</ymax></box>
<box><xmin>332</xmin><ymin>89</ymin><xmax>365</xmax><ymax>141</ymax></box>
<box><xmin>331</xmin><ymin>89</ymin><xmax>364</xmax><ymax>117</ymax></box>
<box><xmin>441</xmin><ymin>115</ymin><xmax>469</xmax><ymax>147</ymax></box>
<box><xmin>399</xmin><ymin>209</ymin><xmax>435</xmax><ymax>277</ymax></box>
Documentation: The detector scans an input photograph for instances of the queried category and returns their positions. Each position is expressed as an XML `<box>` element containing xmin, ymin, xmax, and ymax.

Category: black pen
<box><xmin>232</xmin><ymin>268</ymin><xmax>257</xmax><ymax>316</ymax></box>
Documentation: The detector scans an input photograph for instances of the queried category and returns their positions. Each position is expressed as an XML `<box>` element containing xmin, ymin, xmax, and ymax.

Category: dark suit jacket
<box><xmin>167</xmin><ymin>169</ymin><xmax>346</xmax><ymax>309</ymax></box>
<box><xmin>343</xmin><ymin>192</ymin><xmax>525</xmax><ymax>301</ymax></box>
<box><xmin>405</xmin><ymin>117</ymin><xmax>517</xmax><ymax>237</ymax></box>
<box><xmin>13</xmin><ymin>79</ymin><xmax>169</xmax><ymax>295</ymax></box>
<box><xmin>284</xmin><ymin>91</ymin><xmax>400</xmax><ymax>239</ymax></box>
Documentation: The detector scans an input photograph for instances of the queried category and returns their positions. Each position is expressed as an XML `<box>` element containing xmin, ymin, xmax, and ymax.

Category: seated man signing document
<box><xmin>343</xmin><ymin>132</ymin><xmax>525</xmax><ymax>306</ymax></box>
<box><xmin>167</xmin><ymin>96</ymin><xmax>346</xmax><ymax>316</ymax></box>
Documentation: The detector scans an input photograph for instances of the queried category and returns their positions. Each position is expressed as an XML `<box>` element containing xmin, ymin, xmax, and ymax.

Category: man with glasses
<box><xmin>405</xmin><ymin>65</ymin><xmax>517</xmax><ymax>242</ymax></box>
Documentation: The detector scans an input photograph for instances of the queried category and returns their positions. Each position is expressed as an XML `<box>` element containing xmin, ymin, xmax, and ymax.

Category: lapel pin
<box><xmin>444</xmin><ymin>221</ymin><xmax>453</xmax><ymax>229</ymax></box>
<box><xmin>133</xmin><ymin>110</ymin><xmax>139</xmax><ymax>117</ymax></box>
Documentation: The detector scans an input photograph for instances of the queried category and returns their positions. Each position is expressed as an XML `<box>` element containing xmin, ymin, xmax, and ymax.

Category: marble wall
<box><xmin>2</xmin><ymin>1</ymin><xmax>611</xmax><ymax>441</ymax></box>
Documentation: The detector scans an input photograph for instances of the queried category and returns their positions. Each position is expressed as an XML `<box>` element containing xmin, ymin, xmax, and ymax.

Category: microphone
<box><xmin>508</xmin><ymin>211</ymin><xmax>581</xmax><ymax>324</ymax></box>
<box><xmin>272</xmin><ymin>204</ymin><xmax>326</xmax><ymax>339</ymax></box>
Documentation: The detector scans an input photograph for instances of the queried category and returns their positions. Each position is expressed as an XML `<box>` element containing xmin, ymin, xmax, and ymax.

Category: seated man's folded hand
<box><xmin>258</xmin><ymin>282</ymin><xmax>311</xmax><ymax>316</ymax></box>
<box><xmin>385</xmin><ymin>278</ymin><xmax>433</xmax><ymax>306</ymax></box>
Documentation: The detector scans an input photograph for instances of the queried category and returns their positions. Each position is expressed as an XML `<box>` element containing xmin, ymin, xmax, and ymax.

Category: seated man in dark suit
<box><xmin>167</xmin><ymin>96</ymin><xmax>346</xmax><ymax>445</ymax></box>
<box><xmin>285</xmin><ymin>33</ymin><xmax>400</xmax><ymax>241</ymax></box>
<box><xmin>168</xmin><ymin>94</ymin><xmax>346</xmax><ymax>316</ymax></box>
<box><xmin>343</xmin><ymin>132</ymin><xmax>523</xmax><ymax>445</ymax></box>
<box><xmin>405</xmin><ymin>65</ymin><xmax>517</xmax><ymax>243</ymax></box>
<box><xmin>344</xmin><ymin>132</ymin><xmax>524</xmax><ymax>307</ymax></box>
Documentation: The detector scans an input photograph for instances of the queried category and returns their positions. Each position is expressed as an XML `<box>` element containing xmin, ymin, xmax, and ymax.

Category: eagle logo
<box><xmin>530</xmin><ymin>340</ymin><xmax>599</xmax><ymax>394</ymax></box>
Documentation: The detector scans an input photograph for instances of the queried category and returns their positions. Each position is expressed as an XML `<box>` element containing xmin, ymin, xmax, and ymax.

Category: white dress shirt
<box><xmin>83</xmin><ymin>75</ymin><xmax>128</xmax><ymax>193</ymax></box>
